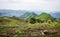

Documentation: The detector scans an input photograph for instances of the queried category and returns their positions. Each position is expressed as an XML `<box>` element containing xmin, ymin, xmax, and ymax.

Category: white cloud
<box><xmin>0</xmin><ymin>0</ymin><xmax>60</xmax><ymax>11</ymax></box>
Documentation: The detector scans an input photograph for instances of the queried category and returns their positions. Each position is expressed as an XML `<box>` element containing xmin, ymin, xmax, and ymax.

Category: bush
<box><xmin>30</xmin><ymin>17</ymin><xmax>36</xmax><ymax>24</ymax></box>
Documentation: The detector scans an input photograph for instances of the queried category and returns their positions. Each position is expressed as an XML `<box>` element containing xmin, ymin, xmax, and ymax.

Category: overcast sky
<box><xmin>0</xmin><ymin>0</ymin><xmax>60</xmax><ymax>11</ymax></box>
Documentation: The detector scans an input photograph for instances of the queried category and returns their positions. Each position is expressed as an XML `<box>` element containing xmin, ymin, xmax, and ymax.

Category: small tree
<box><xmin>30</xmin><ymin>17</ymin><xmax>36</xmax><ymax>24</ymax></box>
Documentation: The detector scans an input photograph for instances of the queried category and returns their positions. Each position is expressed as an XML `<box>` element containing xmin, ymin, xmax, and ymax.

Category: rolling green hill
<box><xmin>35</xmin><ymin>12</ymin><xmax>53</xmax><ymax>19</ymax></box>
<box><xmin>0</xmin><ymin>16</ymin><xmax>27</xmax><ymax>26</ymax></box>
<box><xmin>20</xmin><ymin>12</ymin><xmax>37</xmax><ymax>20</ymax></box>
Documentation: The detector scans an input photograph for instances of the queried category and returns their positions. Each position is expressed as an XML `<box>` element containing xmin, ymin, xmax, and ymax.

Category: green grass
<box><xmin>35</xmin><ymin>12</ymin><xmax>52</xmax><ymax>19</ymax></box>
<box><xmin>0</xmin><ymin>15</ymin><xmax>60</xmax><ymax>36</ymax></box>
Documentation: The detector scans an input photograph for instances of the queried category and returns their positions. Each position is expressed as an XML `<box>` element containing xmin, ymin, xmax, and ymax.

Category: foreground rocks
<box><xmin>0</xmin><ymin>27</ymin><xmax>59</xmax><ymax>37</ymax></box>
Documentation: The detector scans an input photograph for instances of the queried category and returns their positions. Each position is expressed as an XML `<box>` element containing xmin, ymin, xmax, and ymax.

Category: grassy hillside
<box><xmin>0</xmin><ymin>16</ymin><xmax>27</xmax><ymax>26</ymax></box>
<box><xmin>0</xmin><ymin>12</ymin><xmax>60</xmax><ymax>37</ymax></box>
<box><xmin>35</xmin><ymin>12</ymin><xmax>53</xmax><ymax>19</ymax></box>
<box><xmin>20</xmin><ymin>12</ymin><xmax>37</xmax><ymax>20</ymax></box>
<box><xmin>0</xmin><ymin>16</ymin><xmax>29</xmax><ymax>35</ymax></box>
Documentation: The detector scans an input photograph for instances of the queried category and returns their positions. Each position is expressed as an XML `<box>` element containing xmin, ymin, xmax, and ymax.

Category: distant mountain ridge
<box><xmin>20</xmin><ymin>12</ymin><xmax>37</xmax><ymax>20</ymax></box>
<box><xmin>0</xmin><ymin>9</ymin><xmax>26</xmax><ymax>17</ymax></box>
<box><xmin>50</xmin><ymin>12</ymin><xmax>60</xmax><ymax>19</ymax></box>
<box><xmin>0</xmin><ymin>9</ymin><xmax>60</xmax><ymax>19</ymax></box>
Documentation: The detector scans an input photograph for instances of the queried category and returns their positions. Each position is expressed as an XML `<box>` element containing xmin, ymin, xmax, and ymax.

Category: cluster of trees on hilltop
<box><xmin>29</xmin><ymin>12</ymin><xmax>59</xmax><ymax>24</ymax></box>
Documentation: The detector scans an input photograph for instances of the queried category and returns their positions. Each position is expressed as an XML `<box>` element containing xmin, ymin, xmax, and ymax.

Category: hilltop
<box><xmin>35</xmin><ymin>12</ymin><xmax>53</xmax><ymax>19</ymax></box>
<box><xmin>20</xmin><ymin>12</ymin><xmax>37</xmax><ymax>20</ymax></box>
